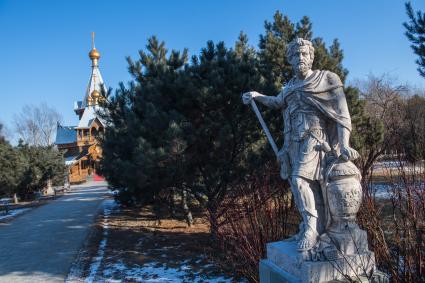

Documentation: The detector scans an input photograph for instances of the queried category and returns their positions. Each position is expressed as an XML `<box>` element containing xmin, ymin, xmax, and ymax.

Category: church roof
<box><xmin>74</xmin><ymin>33</ymin><xmax>107</xmax><ymax>112</ymax></box>
<box><xmin>64</xmin><ymin>149</ymin><xmax>89</xmax><ymax>166</ymax></box>
<box><xmin>76</xmin><ymin>106</ymin><xmax>107</xmax><ymax>129</ymax></box>
<box><xmin>55</xmin><ymin>125</ymin><xmax>77</xmax><ymax>145</ymax></box>
<box><xmin>65</xmin><ymin>154</ymin><xmax>79</xmax><ymax>166</ymax></box>
<box><xmin>74</xmin><ymin>101</ymin><xmax>83</xmax><ymax>111</ymax></box>
<box><xmin>74</xmin><ymin>66</ymin><xmax>106</xmax><ymax>112</ymax></box>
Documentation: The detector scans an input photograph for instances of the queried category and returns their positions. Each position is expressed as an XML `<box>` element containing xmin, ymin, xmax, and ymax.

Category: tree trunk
<box><xmin>181</xmin><ymin>188</ymin><xmax>193</xmax><ymax>227</ymax></box>
<box><xmin>208</xmin><ymin>205</ymin><xmax>219</xmax><ymax>241</ymax></box>
<box><xmin>153</xmin><ymin>194</ymin><xmax>162</xmax><ymax>226</ymax></box>
<box><xmin>169</xmin><ymin>187</ymin><xmax>176</xmax><ymax>218</ymax></box>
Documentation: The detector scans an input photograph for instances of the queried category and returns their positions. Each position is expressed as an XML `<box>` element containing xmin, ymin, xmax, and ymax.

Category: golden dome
<box><xmin>91</xmin><ymin>90</ymin><xmax>101</xmax><ymax>98</ymax></box>
<box><xmin>89</xmin><ymin>48</ymin><xmax>101</xmax><ymax>60</ymax></box>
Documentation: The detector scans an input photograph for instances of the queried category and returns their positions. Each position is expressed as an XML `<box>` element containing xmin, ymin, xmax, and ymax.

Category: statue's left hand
<box><xmin>340</xmin><ymin>146</ymin><xmax>360</xmax><ymax>161</ymax></box>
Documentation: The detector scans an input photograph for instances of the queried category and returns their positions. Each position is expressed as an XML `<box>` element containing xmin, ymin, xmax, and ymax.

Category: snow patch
<box><xmin>67</xmin><ymin>198</ymin><xmax>241</xmax><ymax>282</ymax></box>
<box><xmin>85</xmin><ymin>199</ymin><xmax>116</xmax><ymax>283</ymax></box>
<box><xmin>0</xmin><ymin>208</ymin><xmax>31</xmax><ymax>221</ymax></box>
<box><xmin>100</xmin><ymin>260</ymin><xmax>237</xmax><ymax>283</ymax></box>
<box><xmin>370</xmin><ymin>181</ymin><xmax>424</xmax><ymax>199</ymax></box>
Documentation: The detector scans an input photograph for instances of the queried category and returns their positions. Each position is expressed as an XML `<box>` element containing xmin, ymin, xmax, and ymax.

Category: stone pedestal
<box><xmin>260</xmin><ymin>241</ymin><xmax>381</xmax><ymax>283</ymax></box>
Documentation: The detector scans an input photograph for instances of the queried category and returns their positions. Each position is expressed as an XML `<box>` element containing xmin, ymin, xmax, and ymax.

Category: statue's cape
<box><xmin>283</xmin><ymin>70</ymin><xmax>352</xmax><ymax>230</ymax></box>
<box><xmin>283</xmin><ymin>70</ymin><xmax>352</xmax><ymax>131</ymax></box>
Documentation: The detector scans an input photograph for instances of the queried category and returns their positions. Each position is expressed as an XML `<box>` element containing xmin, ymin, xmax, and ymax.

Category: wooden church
<box><xmin>55</xmin><ymin>33</ymin><xmax>107</xmax><ymax>183</ymax></box>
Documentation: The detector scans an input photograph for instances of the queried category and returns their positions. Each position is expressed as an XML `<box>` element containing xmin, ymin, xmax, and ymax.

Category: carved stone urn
<box><xmin>314</xmin><ymin>160</ymin><xmax>369</xmax><ymax>260</ymax></box>
<box><xmin>326</xmin><ymin>160</ymin><xmax>362</xmax><ymax>232</ymax></box>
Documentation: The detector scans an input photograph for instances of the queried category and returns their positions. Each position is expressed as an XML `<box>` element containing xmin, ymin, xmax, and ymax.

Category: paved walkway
<box><xmin>0</xmin><ymin>182</ymin><xmax>108</xmax><ymax>283</ymax></box>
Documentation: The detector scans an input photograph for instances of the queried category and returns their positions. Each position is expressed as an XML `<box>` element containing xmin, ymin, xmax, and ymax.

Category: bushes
<box><xmin>0</xmin><ymin>139</ymin><xmax>66</xmax><ymax>199</ymax></box>
<box><xmin>215</xmin><ymin>164</ymin><xmax>299</xmax><ymax>281</ymax></box>
<box><xmin>0</xmin><ymin>137</ymin><xmax>22</xmax><ymax>197</ymax></box>
<box><xmin>359</xmin><ymin>155</ymin><xmax>425</xmax><ymax>282</ymax></box>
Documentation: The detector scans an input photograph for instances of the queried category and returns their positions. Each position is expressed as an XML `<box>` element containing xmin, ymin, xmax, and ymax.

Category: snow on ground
<box><xmin>371</xmin><ymin>183</ymin><xmax>392</xmax><ymax>199</ymax></box>
<box><xmin>373</xmin><ymin>161</ymin><xmax>424</xmax><ymax>174</ymax></box>
<box><xmin>85</xmin><ymin>199</ymin><xmax>116</xmax><ymax>283</ymax></box>
<box><xmin>0</xmin><ymin>208</ymin><xmax>31</xmax><ymax>221</ymax></box>
<box><xmin>370</xmin><ymin>181</ymin><xmax>424</xmax><ymax>199</ymax></box>
<box><xmin>101</xmin><ymin>260</ymin><xmax>236</xmax><ymax>283</ymax></box>
<box><xmin>82</xmin><ymin>199</ymin><xmax>239</xmax><ymax>283</ymax></box>
<box><xmin>373</xmin><ymin>161</ymin><xmax>406</xmax><ymax>169</ymax></box>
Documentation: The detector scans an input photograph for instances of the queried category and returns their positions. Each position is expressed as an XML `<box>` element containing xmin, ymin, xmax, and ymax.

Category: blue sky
<box><xmin>0</xmin><ymin>0</ymin><xmax>423</xmax><ymax>139</ymax></box>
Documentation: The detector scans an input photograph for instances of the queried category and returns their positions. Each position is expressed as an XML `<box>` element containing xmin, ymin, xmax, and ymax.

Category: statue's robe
<box><xmin>264</xmin><ymin>70</ymin><xmax>352</xmax><ymax>227</ymax></box>
<box><xmin>282</xmin><ymin>70</ymin><xmax>352</xmax><ymax>153</ymax></box>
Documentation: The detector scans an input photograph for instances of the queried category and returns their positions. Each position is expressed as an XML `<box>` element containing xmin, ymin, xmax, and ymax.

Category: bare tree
<box><xmin>13</xmin><ymin>103</ymin><xmax>62</xmax><ymax>146</ymax></box>
<box><xmin>360</xmin><ymin>74</ymin><xmax>407</xmax><ymax>121</ymax></box>
<box><xmin>353</xmin><ymin>74</ymin><xmax>408</xmax><ymax>175</ymax></box>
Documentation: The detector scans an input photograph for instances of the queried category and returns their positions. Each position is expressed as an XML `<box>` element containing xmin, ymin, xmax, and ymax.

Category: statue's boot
<box><xmin>297</xmin><ymin>212</ymin><xmax>319</xmax><ymax>251</ymax></box>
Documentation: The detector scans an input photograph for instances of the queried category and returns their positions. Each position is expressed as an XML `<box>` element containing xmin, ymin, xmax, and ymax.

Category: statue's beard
<box><xmin>294</xmin><ymin>61</ymin><xmax>312</xmax><ymax>77</ymax></box>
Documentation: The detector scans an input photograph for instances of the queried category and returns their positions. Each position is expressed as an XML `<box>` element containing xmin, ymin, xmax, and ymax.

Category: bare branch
<box><xmin>13</xmin><ymin>103</ymin><xmax>62</xmax><ymax>146</ymax></box>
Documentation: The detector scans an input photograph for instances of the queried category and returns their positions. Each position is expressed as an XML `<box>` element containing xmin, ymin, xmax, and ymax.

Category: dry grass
<box><xmin>359</xmin><ymin>160</ymin><xmax>425</xmax><ymax>282</ymax></box>
<box><xmin>80</xmin><ymin>203</ymin><xmax>241</xmax><ymax>282</ymax></box>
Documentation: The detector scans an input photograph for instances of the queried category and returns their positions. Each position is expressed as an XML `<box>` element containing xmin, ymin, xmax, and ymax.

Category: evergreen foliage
<box><xmin>402</xmin><ymin>94</ymin><xmax>425</xmax><ymax>161</ymax></box>
<box><xmin>345</xmin><ymin>86</ymin><xmax>385</xmax><ymax>176</ymax></box>
<box><xmin>0</xmin><ymin>125</ymin><xmax>23</xmax><ymax>197</ymax></box>
<box><xmin>0</xmin><ymin>133</ymin><xmax>66</xmax><ymax>199</ymax></box>
<box><xmin>0</xmin><ymin>124</ymin><xmax>4</xmax><ymax>143</ymax></box>
<box><xmin>15</xmin><ymin>142</ymin><xmax>66</xmax><ymax>199</ymax></box>
<box><xmin>174</xmin><ymin>36</ymin><xmax>264</xmax><ymax>233</ymax></box>
<box><xmin>257</xmin><ymin>10</ymin><xmax>381</xmax><ymax>171</ymax></box>
<box><xmin>100</xmin><ymin>35</ymin><xmax>264</xmax><ymax>231</ymax></box>
<box><xmin>100</xmin><ymin>11</ymin><xmax>377</xmax><ymax>235</ymax></box>
<box><xmin>258</xmin><ymin>11</ymin><xmax>348</xmax><ymax>93</ymax></box>
<box><xmin>99</xmin><ymin>36</ymin><xmax>190</xmax><ymax>206</ymax></box>
<box><xmin>404</xmin><ymin>2</ymin><xmax>425</xmax><ymax>78</ymax></box>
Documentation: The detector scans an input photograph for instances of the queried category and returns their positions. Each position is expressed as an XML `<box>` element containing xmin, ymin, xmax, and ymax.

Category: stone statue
<box><xmin>243</xmin><ymin>37</ymin><xmax>359</xmax><ymax>251</ymax></box>
<box><xmin>243</xmin><ymin>38</ymin><xmax>385</xmax><ymax>282</ymax></box>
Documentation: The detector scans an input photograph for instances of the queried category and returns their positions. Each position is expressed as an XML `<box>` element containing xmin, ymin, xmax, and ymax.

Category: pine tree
<box><xmin>295</xmin><ymin>16</ymin><xmax>313</xmax><ymax>40</ymax></box>
<box><xmin>101</xmin><ymin>34</ymin><xmax>264</xmax><ymax>234</ymax></box>
<box><xmin>312</xmin><ymin>38</ymin><xmax>348</xmax><ymax>82</ymax></box>
<box><xmin>100</xmin><ymin>11</ymin><xmax>386</xmax><ymax>236</ymax></box>
<box><xmin>258</xmin><ymin>11</ymin><xmax>349</xmax><ymax>91</ymax></box>
<box><xmin>404</xmin><ymin>2</ymin><xmax>425</xmax><ymax>78</ymax></box>
<box><xmin>402</xmin><ymin>95</ymin><xmax>425</xmax><ymax>161</ymax></box>
<box><xmin>258</xmin><ymin>11</ymin><xmax>383</xmax><ymax>176</ymax></box>
<box><xmin>0</xmin><ymin>124</ymin><xmax>5</xmax><ymax>143</ymax></box>
<box><xmin>100</xmin><ymin>36</ymin><xmax>189</xmax><ymax>210</ymax></box>
<box><xmin>259</xmin><ymin>11</ymin><xmax>295</xmax><ymax>93</ymax></box>
<box><xmin>0</xmin><ymin>127</ymin><xmax>23</xmax><ymax>197</ymax></box>
<box><xmin>175</xmin><ymin>38</ymin><xmax>264</xmax><ymax>236</ymax></box>
<box><xmin>15</xmin><ymin>143</ymin><xmax>66</xmax><ymax>199</ymax></box>
<box><xmin>345</xmin><ymin>87</ymin><xmax>384</xmax><ymax>177</ymax></box>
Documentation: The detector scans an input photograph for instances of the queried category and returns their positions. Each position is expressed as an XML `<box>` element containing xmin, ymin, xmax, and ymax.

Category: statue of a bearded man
<box><xmin>242</xmin><ymin>38</ymin><xmax>359</xmax><ymax>252</ymax></box>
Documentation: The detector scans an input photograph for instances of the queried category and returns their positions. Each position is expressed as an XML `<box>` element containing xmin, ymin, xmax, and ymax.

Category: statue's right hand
<box><xmin>277</xmin><ymin>148</ymin><xmax>288</xmax><ymax>163</ymax></box>
<box><xmin>277</xmin><ymin>148</ymin><xmax>290</xmax><ymax>180</ymax></box>
<box><xmin>242</xmin><ymin>91</ymin><xmax>261</xmax><ymax>105</ymax></box>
